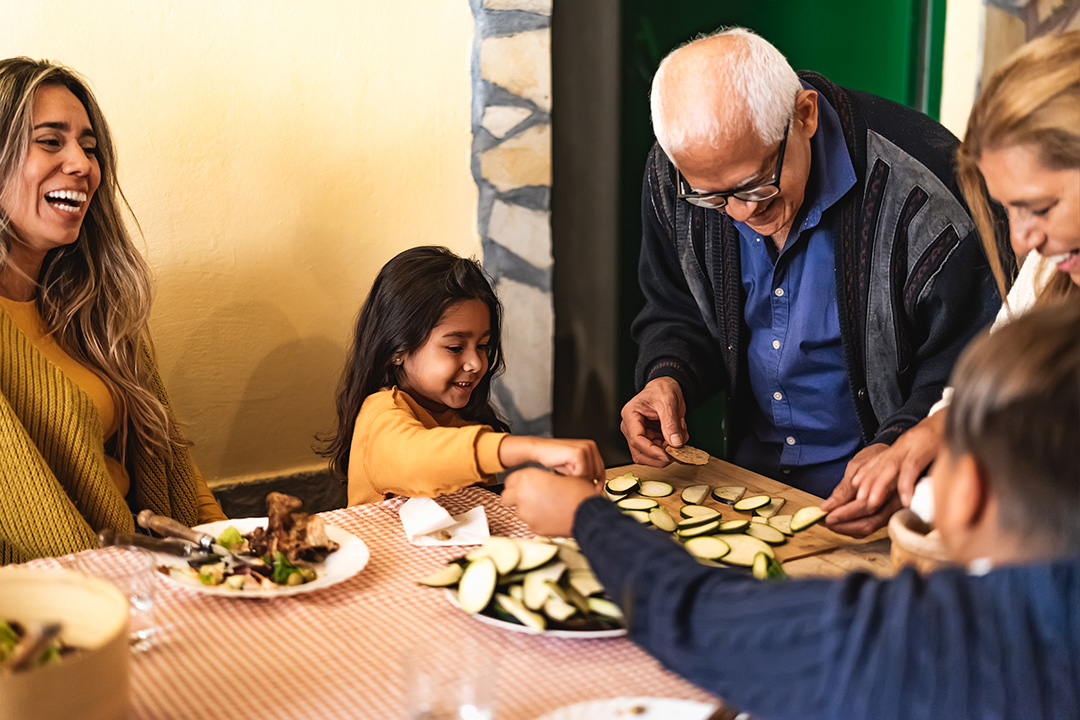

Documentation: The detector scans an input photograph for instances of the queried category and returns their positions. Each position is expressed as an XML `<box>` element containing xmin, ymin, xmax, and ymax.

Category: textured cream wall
<box><xmin>1</xmin><ymin>1</ymin><xmax>479</xmax><ymax>484</ymax></box>
<box><xmin>940</xmin><ymin>0</ymin><xmax>982</xmax><ymax>139</ymax></box>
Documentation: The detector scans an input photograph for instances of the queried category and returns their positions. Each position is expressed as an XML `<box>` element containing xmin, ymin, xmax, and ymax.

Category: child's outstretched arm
<box><xmin>497</xmin><ymin>436</ymin><xmax>605</xmax><ymax>481</ymax></box>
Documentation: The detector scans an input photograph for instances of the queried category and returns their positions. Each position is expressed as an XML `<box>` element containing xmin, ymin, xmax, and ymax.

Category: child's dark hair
<box><xmin>945</xmin><ymin>299</ymin><xmax>1080</xmax><ymax>553</ymax></box>
<box><xmin>320</xmin><ymin>246</ymin><xmax>508</xmax><ymax>480</ymax></box>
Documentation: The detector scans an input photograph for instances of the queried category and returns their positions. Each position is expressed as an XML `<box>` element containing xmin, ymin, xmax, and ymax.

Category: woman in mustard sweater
<box><xmin>322</xmin><ymin>246</ymin><xmax>604</xmax><ymax>505</ymax></box>
<box><xmin>0</xmin><ymin>58</ymin><xmax>225</xmax><ymax>564</ymax></box>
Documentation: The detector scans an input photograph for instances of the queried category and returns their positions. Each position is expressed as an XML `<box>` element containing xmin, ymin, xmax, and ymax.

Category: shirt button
<box><xmin>773</xmin><ymin>391</ymin><xmax>783</xmax><ymax>401</ymax></box>
<box><xmin>772</xmin><ymin>340</ymin><xmax>780</xmax><ymax>350</ymax></box>
<box><xmin>785</xmin><ymin>436</ymin><xmax>796</xmax><ymax>446</ymax></box>
<box><xmin>774</xmin><ymin>288</ymin><xmax>785</xmax><ymax>297</ymax></box>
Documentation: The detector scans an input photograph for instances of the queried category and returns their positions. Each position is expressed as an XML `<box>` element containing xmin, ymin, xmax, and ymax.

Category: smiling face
<box><xmin>398</xmin><ymin>298</ymin><xmax>492</xmax><ymax>415</ymax></box>
<box><xmin>978</xmin><ymin>144</ymin><xmax>1080</xmax><ymax>285</ymax></box>
<box><xmin>1</xmin><ymin>84</ymin><xmax>100</xmax><ymax>270</ymax></box>
<box><xmin>673</xmin><ymin>89</ymin><xmax>818</xmax><ymax>245</ymax></box>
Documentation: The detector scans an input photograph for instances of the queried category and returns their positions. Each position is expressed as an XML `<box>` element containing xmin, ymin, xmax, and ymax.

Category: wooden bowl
<box><xmin>0</xmin><ymin>568</ymin><xmax>130</xmax><ymax>720</ymax></box>
<box><xmin>888</xmin><ymin>508</ymin><xmax>954</xmax><ymax>574</ymax></box>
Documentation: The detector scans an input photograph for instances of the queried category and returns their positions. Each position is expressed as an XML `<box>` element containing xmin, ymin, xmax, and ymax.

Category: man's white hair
<box><xmin>651</xmin><ymin>28</ymin><xmax>803</xmax><ymax>159</ymax></box>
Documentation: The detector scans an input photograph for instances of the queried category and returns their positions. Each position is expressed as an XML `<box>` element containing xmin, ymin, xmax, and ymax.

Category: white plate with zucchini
<box><xmin>534</xmin><ymin>697</ymin><xmax>717</xmax><ymax>720</ymax></box>
<box><xmin>156</xmin><ymin>518</ymin><xmax>370</xmax><ymax>598</ymax></box>
<box><xmin>420</xmin><ymin>537</ymin><xmax>627</xmax><ymax>638</ymax></box>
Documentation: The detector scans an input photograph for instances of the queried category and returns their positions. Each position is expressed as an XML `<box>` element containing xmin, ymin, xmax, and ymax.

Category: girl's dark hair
<box><xmin>320</xmin><ymin>246</ymin><xmax>507</xmax><ymax>480</ymax></box>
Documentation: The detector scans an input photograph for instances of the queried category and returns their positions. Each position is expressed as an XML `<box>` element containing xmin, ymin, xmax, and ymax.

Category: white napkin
<box><xmin>398</xmin><ymin>497</ymin><xmax>490</xmax><ymax>546</ymax></box>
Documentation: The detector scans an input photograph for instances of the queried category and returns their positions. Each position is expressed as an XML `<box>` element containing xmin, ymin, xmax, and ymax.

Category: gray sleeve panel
<box><xmin>862</xmin><ymin>130</ymin><xmax>974</xmax><ymax>421</ymax></box>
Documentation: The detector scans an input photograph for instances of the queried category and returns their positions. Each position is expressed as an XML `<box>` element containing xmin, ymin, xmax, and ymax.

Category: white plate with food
<box><xmin>534</xmin><ymin>697</ymin><xmax>718</xmax><ymax>720</ymax></box>
<box><xmin>445</xmin><ymin>589</ymin><xmax>627</xmax><ymax>639</ymax></box>
<box><xmin>156</xmin><ymin>517</ymin><xmax>369</xmax><ymax>598</ymax></box>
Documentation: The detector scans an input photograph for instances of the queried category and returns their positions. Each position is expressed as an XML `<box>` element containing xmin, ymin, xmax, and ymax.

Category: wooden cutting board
<box><xmin>605</xmin><ymin>458</ymin><xmax>883</xmax><ymax>563</ymax></box>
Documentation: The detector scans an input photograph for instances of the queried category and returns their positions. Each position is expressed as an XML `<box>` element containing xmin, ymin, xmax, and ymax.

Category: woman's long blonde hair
<box><xmin>956</xmin><ymin>30</ymin><xmax>1080</xmax><ymax>304</ymax></box>
<box><xmin>0</xmin><ymin>57</ymin><xmax>176</xmax><ymax>459</ymax></box>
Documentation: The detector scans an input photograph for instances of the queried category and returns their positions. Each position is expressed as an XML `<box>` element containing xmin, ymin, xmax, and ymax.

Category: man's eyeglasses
<box><xmin>676</xmin><ymin>123</ymin><xmax>790</xmax><ymax>210</ymax></box>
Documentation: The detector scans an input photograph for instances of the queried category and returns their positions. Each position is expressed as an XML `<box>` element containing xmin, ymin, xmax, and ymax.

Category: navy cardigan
<box><xmin>575</xmin><ymin>497</ymin><xmax>1080</xmax><ymax>720</ymax></box>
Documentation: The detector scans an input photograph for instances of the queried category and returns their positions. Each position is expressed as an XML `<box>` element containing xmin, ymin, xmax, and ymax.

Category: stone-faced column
<box><xmin>470</xmin><ymin>0</ymin><xmax>553</xmax><ymax>435</ymax></box>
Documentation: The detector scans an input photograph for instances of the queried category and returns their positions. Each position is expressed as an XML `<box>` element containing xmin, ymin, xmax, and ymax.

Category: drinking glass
<box><xmin>403</xmin><ymin>638</ymin><xmax>495</xmax><ymax>720</ymax></box>
<box><xmin>70</xmin><ymin>545</ymin><xmax>157</xmax><ymax>651</ymax></box>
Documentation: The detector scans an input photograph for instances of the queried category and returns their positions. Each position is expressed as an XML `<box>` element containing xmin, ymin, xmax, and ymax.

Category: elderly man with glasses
<box><xmin>621</xmin><ymin>28</ymin><xmax>1003</xmax><ymax>536</ymax></box>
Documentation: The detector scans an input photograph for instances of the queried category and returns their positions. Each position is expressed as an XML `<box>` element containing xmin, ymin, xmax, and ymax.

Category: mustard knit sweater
<box><xmin>1</xmin><ymin>309</ymin><xmax>202</xmax><ymax>565</ymax></box>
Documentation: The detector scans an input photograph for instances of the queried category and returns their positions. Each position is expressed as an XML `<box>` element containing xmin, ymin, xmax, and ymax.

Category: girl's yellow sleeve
<box><xmin>347</xmin><ymin>389</ymin><xmax>507</xmax><ymax>505</ymax></box>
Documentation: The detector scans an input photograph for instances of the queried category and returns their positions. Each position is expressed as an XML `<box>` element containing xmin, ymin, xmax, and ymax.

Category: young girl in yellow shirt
<box><xmin>322</xmin><ymin>246</ymin><xmax>604</xmax><ymax>505</ymax></box>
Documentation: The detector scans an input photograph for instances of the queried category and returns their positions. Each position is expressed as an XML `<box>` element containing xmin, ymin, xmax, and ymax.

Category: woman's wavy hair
<box><xmin>0</xmin><ymin>57</ymin><xmax>176</xmax><ymax>459</ymax></box>
<box><xmin>320</xmin><ymin>246</ymin><xmax>508</xmax><ymax>481</ymax></box>
<box><xmin>956</xmin><ymin>30</ymin><xmax>1080</xmax><ymax>305</ymax></box>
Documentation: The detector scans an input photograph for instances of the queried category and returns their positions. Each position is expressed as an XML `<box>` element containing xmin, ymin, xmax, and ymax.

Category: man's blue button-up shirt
<box><xmin>730</xmin><ymin>89</ymin><xmax>862</xmax><ymax>497</ymax></box>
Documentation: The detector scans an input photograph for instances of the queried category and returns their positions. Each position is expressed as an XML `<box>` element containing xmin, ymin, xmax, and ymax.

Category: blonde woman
<box><xmin>822</xmin><ymin>30</ymin><xmax>1080</xmax><ymax>535</ymax></box>
<box><xmin>0</xmin><ymin>58</ymin><xmax>225</xmax><ymax>564</ymax></box>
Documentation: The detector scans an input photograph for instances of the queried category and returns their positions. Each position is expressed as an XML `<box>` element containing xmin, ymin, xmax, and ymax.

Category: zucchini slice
<box><xmin>514</xmin><ymin>539</ymin><xmax>560</xmax><ymax>572</ymax></box>
<box><xmin>458</xmin><ymin>557</ymin><xmax>498</xmax><ymax>613</ymax></box>
<box><xmin>679</xmin><ymin>504</ymin><xmax>720</xmax><ymax>519</ymax></box>
<box><xmin>622</xmin><ymin>509</ymin><xmax>652</xmax><ymax>524</ymax></box>
<box><xmin>543</xmin><ymin>594</ymin><xmax>578</xmax><ymax>622</ymax></box>
<box><xmin>649</xmin><ymin>507</ymin><xmax>678</xmax><ymax>533</ymax></box>
<box><xmin>568</xmin><ymin>569</ymin><xmax>604</xmax><ymax>597</ymax></box>
<box><xmin>768</xmin><ymin>514</ymin><xmax>794</xmax><ymax>536</ymax></box>
<box><xmin>751</xmin><ymin>552</ymin><xmax>789</xmax><ymax>582</ymax></box>
<box><xmin>733</xmin><ymin>494</ymin><xmax>772</xmax><ymax>512</ymax></box>
<box><xmin>755</xmin><ymin>497</ymin><xmax>787</xmax><ymax>519</ymax></box>
<box><xmin>680</xmin><ymin>484</ymin><xmax>711</xmax><ymax>505</ymax></box>
<box><xmin>638</xmin><ymin>480</ymin><xmax>675</xmax><ymax>498</ymax></box>
<box><xmin>523</xmin><ymin>561</ymin><xmax>567</xmax><ymax>610</ymax></box>
<box><xmin>745</xmin><ymin>522</ymin><xmax>787</xmax><ymax>545</ymax></box>
<box><xmin>604</xmin><ymin>490</ymin><xmax>629</xmax><ymax>502</ymax></box>
<box><xmin>556</xmin><ymin>543</ymin><xmax>591</xmax><ymax>571</ymax></box>
<box><xmin>720</xmin><ymin>535</ymin><xmax>775</xmax><ymax>567</ymax></box>
<box><xmin>616</xmin><ymin>497</ymin><xmax>660</xmax><ymax>511</ymax></box>
<box><xmin>586</xmin><ymin>597</ymin><xmax>624</xmax><ymax>620</ymax></box>
<box><xmin>494</xmin><ymin>593</ymin><xmax>547</xmax><ymax>632</ymax></box>
<box><xmin>466</xmin><ymin>536</ymin><xmax>521</xmax><ymax>575</ymax></box>
<box><xmin>712</xmin><ymin>485</ymin><xmax>747</xmax><ymax>505</ymax></box>
<box><xmin>791</xmin><ymin>506</ymin><xmax>828</xmax><ymax>532</ymax></box>
<box><xmin>750</xmin><ymin>516</ymin><xmax>769</xmax><ymax>524</ymax></box>
<box><xmin>676</xmin><ymin>519</ymin><xmax>721</xmax><ymax>537</ymax></box>
<box><xmin>684</xmin><ymin>535</ymin><xmax>730</xmax><ymax>560</ymax></box>
<box><xmin>418</xmin><ymin>563</ymin><xmax>464</xmax><ymax>587</ymax></box>
<box><xmin>605</xmin><ymin>474</ymin><xmax>640</xmax><ymax>495</ymax></box>
<box><xmin>717</xmin><ymin>519</ymin><xmax>750</xmax><ymax>533</ymax></box>
<box><xmin>677</xmin><ymin>508</ymin><xmax>721</xmax><ymax>526</ymax></box>
<box><xmin>508</xmin><ymin>583</ymin><xmax>525</xmax><ymax>603</ymax></box>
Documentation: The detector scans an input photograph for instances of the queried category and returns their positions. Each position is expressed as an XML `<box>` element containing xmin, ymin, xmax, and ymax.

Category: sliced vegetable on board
<box><xmin>680</xmin><ymin>484</ymin><xmax>711</xmax><ymax>505</ymax></box>
<box><xmin>712</xmin><ymin>485</ymin><xmax>747</xmax><ymax>505</ymax></box>
<box><xmin>791</xmin><ymin>506</ymin><xmax>828</xmax><ymax>532</ymax></box>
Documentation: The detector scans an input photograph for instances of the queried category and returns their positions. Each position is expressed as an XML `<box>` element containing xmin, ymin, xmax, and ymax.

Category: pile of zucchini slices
<box><xmin>418</xmin><ymin>536</ymin><xmax>624</xmax><ymax>633</ymax></box>
<box><xmin>605</xmin><ymin>473</ymin><xmax>829</xmax><ymax>581</ymax></box>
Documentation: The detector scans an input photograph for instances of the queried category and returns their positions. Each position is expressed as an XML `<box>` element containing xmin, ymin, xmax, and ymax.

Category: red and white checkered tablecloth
<box><xmin>21</xmin><ymin>488</ymin><xmax>720</xmax><ymax>719</ymax></box>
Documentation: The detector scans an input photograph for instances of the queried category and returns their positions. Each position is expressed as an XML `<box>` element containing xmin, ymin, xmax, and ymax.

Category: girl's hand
<box><xmin>498</xmin><ymin>436</ymin><xmax>605</xmax><ymax>481</ymax></box>
<box><xmin>501</xmin><ymin>468</ymin><xmax>602</xmax><ymax>537</ymax></box>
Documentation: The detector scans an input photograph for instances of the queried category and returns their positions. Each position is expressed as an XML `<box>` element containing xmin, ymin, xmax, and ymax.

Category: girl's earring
<box><xmin>392</xmin><ymin>355</ymin><xmax>403</xmax><ymax>366</ymax></box>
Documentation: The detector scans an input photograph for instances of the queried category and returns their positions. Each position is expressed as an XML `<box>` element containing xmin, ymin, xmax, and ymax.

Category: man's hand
<box><xmin>501</xmin><ymin>468</ymin><xmax>602</xmax><ymax>537</ymax></box>
<box><xmin>820</xmin><ymin>444</ymin><xmax>901</xmax><ymax>537</ymax></box>
<box><xmin>619</xmin><ymin>377</ymin><xmax>688</xmax><ymax>467</ymax></box>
